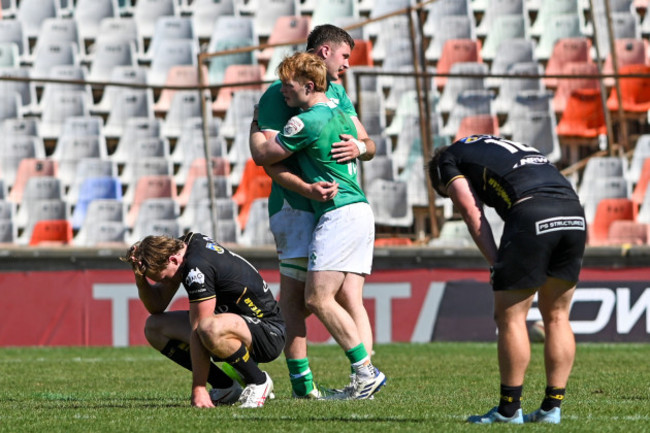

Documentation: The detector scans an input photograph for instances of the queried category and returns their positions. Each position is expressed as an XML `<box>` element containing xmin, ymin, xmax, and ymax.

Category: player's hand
<box><xmin>331</xmin><ymin>134</ymin><xmax>361</xmax><ymax>163</ymax></box>
<box><xmin>191</xmin><ymin>386</ymin><xmax>215</xmax><ymax>408</ymax></box>
<box><xmin>308</xmin><ymin>181</ymin><xmax>338</xmax><ymax>202</ymax></box>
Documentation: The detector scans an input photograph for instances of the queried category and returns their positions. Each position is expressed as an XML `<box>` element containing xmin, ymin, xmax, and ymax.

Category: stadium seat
<box><xmin>70</xmin><ymin>176</ymin><xmax>124</xmax><ymax>229</ymax></box>
<box><xmin>454</xmin><ymin>114</ymin><xmax>500</xmax><ymax>142</ymax></box>
<box><xmin>147</xmin><ymin>38</ymin><xmax>198</xmax><ymax>87</ymax></box>
<box><xmin>219</xmin><ymin>89</ymin><xmax>263</xmax><ymax>139</ymax></box>
<box><xmin>140</xmin><ymin>16</ymin><xmax>197</xmax><ymax>63</ymax></box>
<box><xmin>349</xmin><ymin>39</ymin><xmax>374</xmax><ymax>67</ymax></box>
<box><xmin>534</xmin><ymin>14</ymin><xmax>584</xmax><ymax>61</ymax></box>
<box><xmin>211</xmin><ymin>65</ymin><xmax>265</xmax><ymax>116</ymax></box>
<box><xmin>125</xmin><ymin>174</ymin><xmax>177</xmax><ymax>227</ymax></box>
<box><xmin>161</xmin><ymin>91</ymin><xmax>210</xmax><ymax>138</ymax></box>
<box><xmin>16</xmin><ymin>0</ymin><xmax>60</xmax><ymax>40</ymax></box>
<box><xmin>371</xmin><ymin>15</ymin><xmax>411</xmax><ymax>63</ymax></box>
<box><xmin>361</xmin><ymin>156</ymin><xmax>397</xmax><ymax>187</ymax></box>
<box><xmin>176</xmin><ymin>156</ymin><xmax>230</xmax><ymax>201</ymax></box>
<box><xmin>480</xmin><ymin>14</ymin><xmax>528</xmax><ymax>62</ymax></box>
<box><xmin>552</xmin><ymin>62</ymin><xmax>600</xmax><ymax>113</ymax></box>
<box><xmin>0</xmin><ymin>67</ymin><xmax>34</xmax><ymax>116</ymax></box>
<box><xmin>177</xmin><ymin>176</ymin><xmax>233</xmax><ymax>215</ymax></box>
<box><xmin>509</xmin><ymin>111</ymin><xmax>562</xmax><ymax>163</ymax></box>
<box><xmin>0</xmin><ymin>92</ymin><xmax>22</xmax><ymax>123</ymax></box>
<box><xmin>397</xmin><ymin>143</ymin><xmax>430</xmax><ymax>207</ymax></box>
<box><xmin>120</xmin><ymin>158</ymin><xmax>174</xmax><ymax>203</ymax></box>
<box><xmin>189</xmin><ymin>0</ymin><xmax>238</xmax><ymax>39</ymax></box>
<box><xmin>91</xmin><ymin>65</ymin><xmax>148</xmax><ymax>115</ymax></box>
<box><xmin>153</xmin><ymin>65</ymin><xmax>208</xmax><ymax>114</ymax></box>
<box><xmin>580</xmin><ymin>176</ymin><xmax>629</xmax><ymax>224</ymax></box>
<box><xmin>30</xmin><ymin>41</ymin><xmax>80</xmax><ymax>81</ymax></box>
<box><xmin>129</xmin><ymin>197</ymin><xmax>180</xmax><ymax>242</ymax></box>
<box><xmin>28</xmin><ymin>219</ymin><xmax>73</xmax><ymax>246</ymax></box>
<box><xmin>233</xmin><ymin>165</ymin><xmax>271</xmax><ymax>229</ymax></box>
<box><xmin>391</xmin><ymin>114</ymin><xmax>422</xmax><ymax>170</ymax></box>
<box><xmin>601</xmin><ymin>38</ymin><xmax>648</xmax><ymax>87</ymax></box>
<box><xmin>493</xmin><ymin>62</ymin><xmax>544</xmax><ymax>115</ymax></box>
<box><xmin>15</xmin><ymin>198</ymin><xmax>68</xmax><ymax>244</ymax></box>
<box><xmin>0</xmin><ymin>218</ymin><xmax>17</xmax><ymax>244</ymax></box>
<box><xmin>438</xmin><ymin>62</ymin><xmax>488</xmax><ymax>113</ymax></box>
<box><xmin>441</xmin><ymin>89</ymin><xmax>495</xmax><ymax>138</ymax></box>
<box><xmin>252</xmin><ymin>0</ymin><xmax>299</xmax><ymax>38</ymax></box>
<box><xmin>87</xmin><ymin>40</ymin><xmax>137</xmax><ymax>82</ymax></box>
<box><xmin>0</xmin><ymin>42</ymin><xmax>20</xmax><ymax>68</ymax></box>
<box><xmin>434</xmin><ymin>39</ymin><xmax>482</xmax><ymax>89</ymax></box>
<box><xmin>556</xmin><ymin>88</ymin><xmax>607</xmax><ymax>139</ymax></box>
<box><xmin>133</xmin><ymin>0</ymin><xmax>179</xmax><ymax>40</ymax></box>
<box><xmin>0</xmin><ymin>19</ymin><xmax>28</xmax><ymax>61</ymax></box>
<box><xmin>73</xmin><ymin>199</ymin><xmax>126</xmax><ymax>246</ymax></box>
<box><xmin>94</xmin><ymin>17</ymin><xmax>139</xmax><ymax>53</ymax></box>
<box><xmin>357</xmin><ymin>91</ymin><xmax>387</xmax><ymax>137</ymax></box>
<box><xmin>606</xmin><ymin>64</ymin><xmax>650</xmax><ymax>113</ymax></box>
<box><xmin>631</xmin><ymin>158</ymin><xmax>650</xmax><ymax>215</ymax></box>
<box><xmin>424</xmin><ymin>16</ymin><xmax>475</xmax><ymax>63</ymax></box>
<box><xmin>423</xmin><ymin>0</ymin><xmax>473</xmax><ymax>38</ymax></box>
<box><xmin>476</xmin><ymin>0</ymin><xmax>527</xmax><ymax>37</ymax></box>
<box><xmin>73</xmin><ymin>0</ymin><xmax>120</xmax><ymax>43</ymax></box>
<box><xmin>128</xmin><ymin>218</ymin><xmax>181</xmax><ymax>244</ymax></box>
<box><xmin>52</xmin><ymin>135</ymin><xmax>109</xmax><ymax>188</ymax></box>
<box><xmin>592</xmin><ymin>11</ymin><xmax>640</xmax><ymax>60</ymax></box>
<box><xmin>366</xmin><ymin>178</ymin><xmax>413</xmax><ymax>227</ymax></box>
<box><xmin>239</xmin><ymin>197</ymin><xmax>274</xmax><ymax>246</ymax></box>
<box><xmin>170</xmin><ymin>117</ymin><xmax>222</xmax><ymax>165</ymax></box>
<box><xmin>543</xmin><ymin>37</ymin><xmax>592</xmax><ymax>89</ymax></box>
<box><xmin>39</xmin><ymin>90</ymin><xmax>91</xmax><ymax>140</ymax></box>
<box><xmin>588</xmin><ymin>198</ymin><xmax>634</xmax><ymax>246</ymax></box>
<box><xmin>103</xmin><ymin>89</ymin><xmax>155</xmax><ymax>138</ymax></box>
<box><xmin>487</xmin><ymin>38</ymin><xmax>536</xmax><ymax>87</ymax></box>
<box><xmin>109</xmin><ymin>117</ymin><xmax>162</xmax><ymax>164</ymax></box>
<box><xmin>607</xmin><ymin>220</ymin><xmax>650</xmax><ymax>245</ymax></box>
<box><xmin>65</xmin><ymin>158</ymin><xmax>118</xmax><ymax>206</ymax></box>
<box><xmin>0</xmin><ymin>135</ymin><xmax>46</xmax><ymax>188</ymax></box>
<box><xmin>27</xmin><ymin>18</ymin><xmax>82</xmax><ymax>65</ymax></box>
<box><xmin>8</xmin><ymin>158</ymin><xmax>58</xmax><ymax>204</ymax></box>
<box><xmin>429</xmin><ymin>219</ymin><xmax>474</xmax><ymax>247</ymax></box>
<box><xmin>530</xmin><ymin>0</ymin><xmax>582</xmax><ymax>37</ymax></box>
<box><xmin>258</xmin><ymin>15</ymin><xmax>310</xmax><ymax>63</ymax></box>
<box><xmin>2</xmin><ymin>117</ymin><xmax>40</xmax><ymax>137</ymax></box>
<box><xmin>309</xmin><ymin>0</ymin><xmax>359</xmax><ymax>28</ymax></box>
<box><xmin>33</xmin><ymin>65</ymin><xmax>91</xmax><ymax>117</ymax></box>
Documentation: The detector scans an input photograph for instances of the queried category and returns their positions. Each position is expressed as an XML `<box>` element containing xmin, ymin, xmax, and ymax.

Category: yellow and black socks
<box><xmin>224</xmin><ymin>343</ymin><xmax>266</xmax><ymax>385</ymax></box>
<box><xmin>286</xmin><ymin>358</ymin><xmax>315</xmax><ymax>396</ymax></box>
<box><xmin>541</xmin><ymin>386</ymin><xmax>565</xmax><ymax>411</ymax></box>
<box><xmin>497</xmin><ymin>384</ymin><xmax>523</xmax><ymax>418</ymax></box>
<box><xmin>160</xmin><ymin>339</ymin><xmax>233</xmax><ymax>388</ymax></box>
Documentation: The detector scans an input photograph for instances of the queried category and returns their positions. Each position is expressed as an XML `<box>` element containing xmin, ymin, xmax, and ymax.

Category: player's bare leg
<box><xmin>336</xmin><ymin>273</ymin><xmax>373</xmax><ymax>355</ymax></box>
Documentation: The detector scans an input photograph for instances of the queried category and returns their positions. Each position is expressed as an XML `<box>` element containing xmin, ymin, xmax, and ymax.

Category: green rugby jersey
<box><xmin>257</xmin><ymin>80</ymin><xmax>357</xmax><ymax>217</ymax></box>
<box><xmin>276</xmin><ymin>101</ymin><xmax>367</xmax><ymax>219</ymax></box>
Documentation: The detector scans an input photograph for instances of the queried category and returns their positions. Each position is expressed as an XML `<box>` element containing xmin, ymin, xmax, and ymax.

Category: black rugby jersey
<box><xmin>180</xmin><ymin>232</ymin><xmax>281</xmax><ymax>321</ymax></box>
<box><xmin>438</xmin><ymin>135</ymin><xmax>578</xmax><ymax>219</ymax></box>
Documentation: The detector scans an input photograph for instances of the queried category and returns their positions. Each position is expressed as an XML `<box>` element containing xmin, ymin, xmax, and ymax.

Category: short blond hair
<box><xmin>277</xmin><ymin>52</ymin><xmax>327</xmax><ymax>93</ymax></box>
<box><xmin>121</xmin><ymin>235</ymin><xmax>185</xmax><ymax>277</ymax></box>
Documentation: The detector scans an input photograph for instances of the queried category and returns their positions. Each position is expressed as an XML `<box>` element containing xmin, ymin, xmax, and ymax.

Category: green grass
<box><xmin>0</xmin><ymin>343</ymin><xmax>648</xmax><ymax>432</ymax></box>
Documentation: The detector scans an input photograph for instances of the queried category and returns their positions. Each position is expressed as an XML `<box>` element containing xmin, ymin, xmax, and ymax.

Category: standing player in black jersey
<box><xmin>122</xmin><ymin>233</ymin><xmax>286</xmax><ymax>409</ymax></box>
<box><xmin>428</xmin><ymin>135</ymin><xmax>586</xmax><ymax>425</ymax></box>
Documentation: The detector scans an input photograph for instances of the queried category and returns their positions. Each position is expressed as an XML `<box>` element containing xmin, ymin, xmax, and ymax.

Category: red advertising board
<box><xmin>1</xmin><ymin>267</ymin><xmax>648</xmax><ymax>346</ymax></box>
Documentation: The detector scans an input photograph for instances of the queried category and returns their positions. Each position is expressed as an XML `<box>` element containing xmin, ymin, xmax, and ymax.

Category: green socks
<box><xmin>287</xmin><ymin>358</ymin><xmax>315</xmax><ymax>396</ymax></box>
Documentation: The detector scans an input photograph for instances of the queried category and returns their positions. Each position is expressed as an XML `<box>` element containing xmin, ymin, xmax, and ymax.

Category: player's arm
<box><xmin>331</xmin><ymin>116</ymin><xmax>376</xmax><ymax>162</ymax></box>
<box><xmin>189</xmin><ymin>298</ymin><xmax>217</xmax><ymax>408</ymax></box>
<box><xmin>265</xmin><ymin>162</ymin><xmax>338</xmax><ymax>202</ymax></box>
<box><xmin>447</xmin><ymin>177</ymin><xmax>498</xmax><ymax>266</ymax></box>
<box><xmin>133</xmin><ymin>274</ymin><xmax>179</xmax><ymax>314</ymax></box>
<box><xmin>249</xmin><ymin>121</ymin><xmax>293</xmax><ymax>165</ymax></box>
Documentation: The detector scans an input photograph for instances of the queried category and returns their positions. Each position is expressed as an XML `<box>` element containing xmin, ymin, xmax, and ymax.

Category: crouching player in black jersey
<box><xmin>428</xmin><ymin>135</ymin><xmax>586</xmax><ymax>425</ymax></box>
<box><xmin>122</xmin><ymin>232</ymin><xmax>286</xmax><ymax>408</ymax></box>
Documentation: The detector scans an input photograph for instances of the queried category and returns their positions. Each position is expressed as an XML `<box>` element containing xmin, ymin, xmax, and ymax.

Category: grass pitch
<box><xmin>0</xmin><ymin>343</ymin><xmax>648</xmax><ymax>432</ymax></box>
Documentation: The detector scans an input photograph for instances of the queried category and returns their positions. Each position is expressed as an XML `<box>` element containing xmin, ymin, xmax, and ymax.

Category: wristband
<box><xmin>352</xmin><ymin>138</ymin><xmax>367</xmax><ymax>156</ymax></box>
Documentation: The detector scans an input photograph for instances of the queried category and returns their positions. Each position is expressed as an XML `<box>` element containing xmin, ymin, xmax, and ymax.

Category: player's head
<box><xmin>121</xmin><ymin>235</ymin><xmax>185</xmax><ymax>278</ymax></box>
<box><xmin>427</xmin><ymin>145</ymin><xmax>451</xmax><ymax>198</ymax></box>
<box><xmin>277</xmin><ymin>52</ymin><xmax>327</xmax><ymax>107</ymax></box>
<box><xmin>306</xmin><ymin>24</ymin><xmax>355</xmax><ymax>81</ymax></box>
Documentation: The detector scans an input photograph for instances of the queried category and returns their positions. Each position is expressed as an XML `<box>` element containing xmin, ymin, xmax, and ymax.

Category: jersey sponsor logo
<box><xmin>513</xmin><ymin>155</ymin><xmax>549</xmax><ymax>169</ymax></box>
<box><xmin>283</xmin><ymin>116</ymin><xmax>304</xmax><ymax>136</ymax></box>
<box><xmin>185</xmin><ymin>267</ymin><xmax>205</xmax><ymax>286</ymax></box>
<box><xmin>206</xmin><ymin>243</ymin><xmax>224</xmax><ymax>254</ymax></box>
<box><xmin>487</xmin><ymin>178</ymin><xmax>512</xmax><ymax>208</ymax></box>
<box><xmin>535</xmin><ymin>216</ymin><xmax>586</xmax><ymax>235</ymax></box>
<box><xmin>244</xmin><ymin>297</ymin><xmax>264</xmax><ymax>318</ymax></box>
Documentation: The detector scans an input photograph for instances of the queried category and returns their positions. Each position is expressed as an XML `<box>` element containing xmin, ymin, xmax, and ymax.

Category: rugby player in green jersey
<box><xmin>250</xmin><ymin>52</ymin><xmax>385</xmax><ymax>400</ymax></box>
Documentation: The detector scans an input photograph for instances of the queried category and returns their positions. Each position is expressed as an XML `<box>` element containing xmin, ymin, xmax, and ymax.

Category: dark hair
<box><xmin>306</xmin><ymin>24</ymin><xmax>355</xmax><ymax>52</ymax></box>
<box><xmin>427</xmin><ymin>145</ymin><xmax>451</xmax><ymax>198</ymax></box>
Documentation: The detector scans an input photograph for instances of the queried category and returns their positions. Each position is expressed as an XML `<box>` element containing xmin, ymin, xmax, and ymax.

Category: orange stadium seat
<box><xmin>349</xmin><ymin>39</ymin><xmax>374</xmax><ymax>67</ymax></box>
<box><xmin>435</xmin><ymin>38</ymin><xmax>482</xmax><ymax>89</ymax></box>
<box><xmin>8</xmin><ymin>158</ymin><xmax>58</xmax><ymax>204</ymax></box>
<box><xmin>125</xmin><ymin>175</ymin><xmax>177</xmax><ymax>227</ymax></box>
<box><xmin>588</xmin><ymin>198</ymin><xmax>634</xmax><ymax>246</ymax></box>
<box><xmin>29</xmin><ymin>219</ymin><xmax>73</xmax><ymax>246</ymax></box>
<box><xmin>606</xmin><ymin>64</ymin><xmax>650</xmax><ymax>113</ymax></box>
<box><xmin>556</xmin><ymin>88</ymin><xmax>607</xmax><ymax>138</ymax></box>
<box><xmin>544</xmin><ymin>37</ymin><xmax>592</xmax><ymax>88</ymax></box>
<box><xmin>177</xmin><ymin>157</ymin><xmax>231</xmax><ymax>207</ymax></box>
<box><xmin>211</xmin><ymin>64</ymin><xmax>265</xmax><ymax>116</ymax></box>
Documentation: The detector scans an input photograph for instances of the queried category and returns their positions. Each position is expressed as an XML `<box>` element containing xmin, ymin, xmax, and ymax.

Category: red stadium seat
<box><xmin>607</xmin><ymin>220</ymin><xmax>650</xmax><ymax>245</ymax></box>
<box><xmin>349</xmin><ymin>39</ymin><xmax>374</xmax><ymax>67</ymax></box>
<box><xmin>454</xmin><ymin>114</ymin><xmax>499</xmax><ymax>142</ymax></box>
<box><xmin>544</xmin><ymin>38</ymin><xmax>592</xmax><ymax>88</ymax></box>
<box><xmin>435</xmin><ymin>38</ymin><xmax>482</xmax><ymax>89</ymax></box>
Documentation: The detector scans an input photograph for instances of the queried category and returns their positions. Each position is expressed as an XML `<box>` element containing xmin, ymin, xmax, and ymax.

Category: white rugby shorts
<box><xmin>308</xmin><ymin>202</ymin><xmax>374</xmax><ymax>274</ymax></box>
<box><xmin>269</xmin><ymin>205</ymin><xmax>316</xmax><ymax>260</ymax></box>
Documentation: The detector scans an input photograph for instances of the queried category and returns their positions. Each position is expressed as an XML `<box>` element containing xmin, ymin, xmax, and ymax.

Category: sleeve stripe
<box><xmin>189</xmin><ymin>295</ymin><xmax>216</xmax><ymax>303</ymax></box>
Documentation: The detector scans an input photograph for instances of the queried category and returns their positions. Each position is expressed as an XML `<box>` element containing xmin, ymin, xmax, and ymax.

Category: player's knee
<box><xmin>144</xmin><ymin>313</ymin><xmax>165</xmax><ymax>347</ymax></box>
<box><xmin>196</xmin><ymin>317</ymin><xmax>223</xmax><ymax>343</ymax></box>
